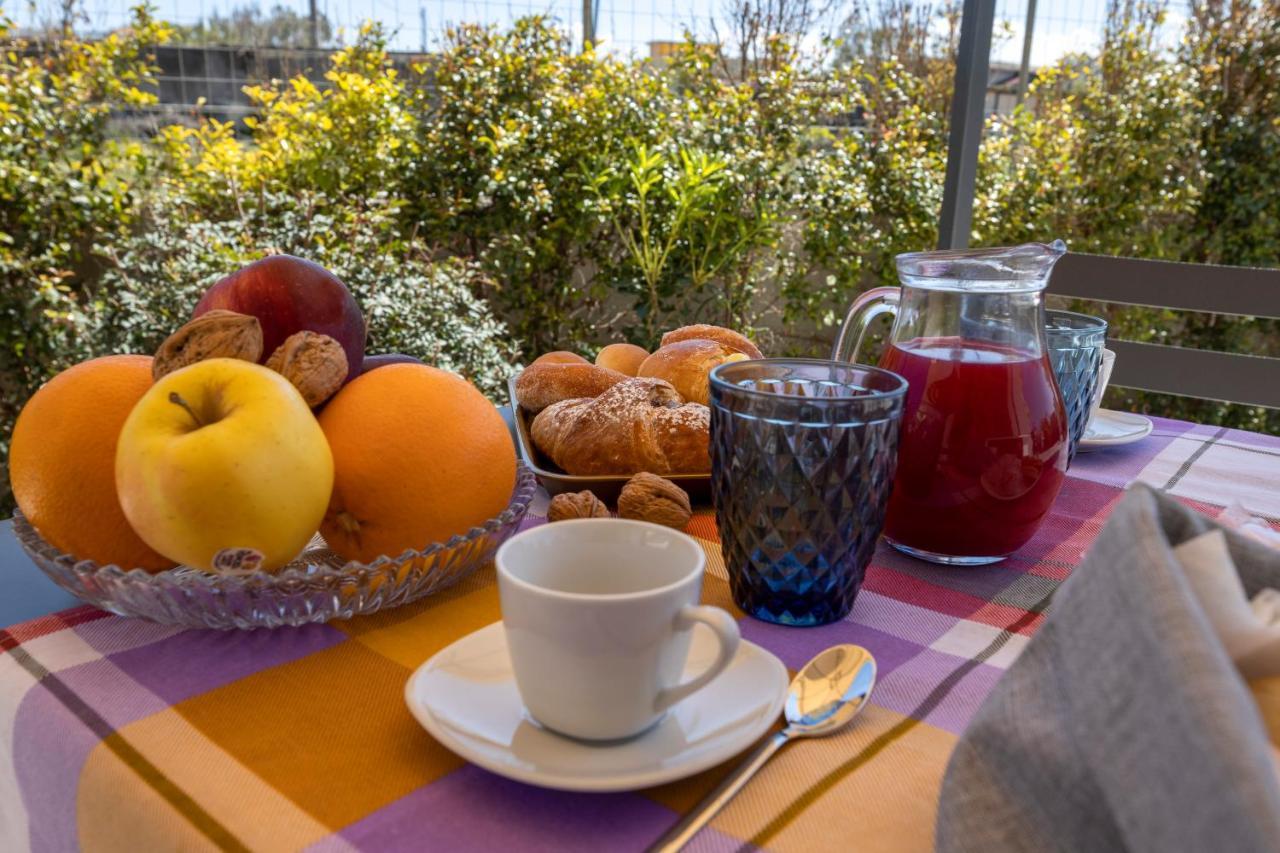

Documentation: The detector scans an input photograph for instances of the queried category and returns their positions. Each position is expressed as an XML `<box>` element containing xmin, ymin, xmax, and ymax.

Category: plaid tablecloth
<box><xmin>2</xmin><ymin>415</ymin><xmax>1278</xmax><ymax>853</ymax></box>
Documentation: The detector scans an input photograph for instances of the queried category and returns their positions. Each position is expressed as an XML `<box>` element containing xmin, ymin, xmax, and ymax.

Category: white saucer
<box><xmin>404</xmin><ymin>621</ymin><xmax>788</xmax><ymax>792</ymax></box>
<box><xmin>1078</xmin><ymin>408</ymin><xmax>1154</xmax><ymax>449</ymax></box>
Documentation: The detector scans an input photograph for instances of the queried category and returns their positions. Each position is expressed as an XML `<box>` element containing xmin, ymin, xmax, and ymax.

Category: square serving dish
<box><xmin>506</xmin><ymin>374</ymin><xmax>712</xmax><ymax>505</ymax></box>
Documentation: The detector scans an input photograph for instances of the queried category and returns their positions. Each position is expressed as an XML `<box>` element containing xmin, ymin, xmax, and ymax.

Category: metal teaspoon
<box><xmin>648</xmin><ymin>643</ymin><xmax>877</xmax><ymax>853</ymax></box>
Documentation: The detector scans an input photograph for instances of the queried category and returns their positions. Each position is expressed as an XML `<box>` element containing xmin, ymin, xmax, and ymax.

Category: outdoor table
<box><xmin>1</xmin><ymin>415</ymin><xmax>1277</xmax><ymax>852</ymax></box>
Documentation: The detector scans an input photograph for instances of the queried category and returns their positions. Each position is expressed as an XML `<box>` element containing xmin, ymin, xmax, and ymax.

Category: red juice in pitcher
<box><xmin>878</xmin><ymin>337</ymin><xmax>1068</xmax><ymax>560</ymax></box>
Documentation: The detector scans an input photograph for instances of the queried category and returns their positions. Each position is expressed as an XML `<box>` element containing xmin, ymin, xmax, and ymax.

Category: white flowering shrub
<box><xmin>94</xmin><ymin>192</ymin><xmax>518</xmax><ymax>398</ymax></box>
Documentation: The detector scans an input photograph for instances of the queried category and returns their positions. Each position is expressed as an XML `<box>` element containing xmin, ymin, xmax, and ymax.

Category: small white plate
<box><xmin>404</xmin><ymin>621</ymin><xmax>788</xmax><ymax>792</ymax></box>
<box><xmin>1079</xmin><ymin>408</ymin><xmax>1154</xmax><ymax>449</ymax></box>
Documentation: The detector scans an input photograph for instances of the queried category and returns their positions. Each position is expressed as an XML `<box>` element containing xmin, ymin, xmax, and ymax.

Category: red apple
<box><xmin>194</xmin><ymin>255</ymin><xmax>366</xmax><ymax>385</ymax></box>
<box><xmin>360</xmin><ymin>353</ymin><xmax>425</xmax><ymax>375</ymax></box>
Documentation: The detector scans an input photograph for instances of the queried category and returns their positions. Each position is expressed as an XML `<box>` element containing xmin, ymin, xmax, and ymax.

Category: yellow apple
<box><xmin>116</xmin><ymin>358</ymin><xmax>334</xmax><ymax>572</ymax></box>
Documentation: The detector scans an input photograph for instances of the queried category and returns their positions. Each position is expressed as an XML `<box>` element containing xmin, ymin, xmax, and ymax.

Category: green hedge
<box><xmin>2</xmin><ymin>4</ymin><xmax>1278</xmax><ymax>513</ymax></box>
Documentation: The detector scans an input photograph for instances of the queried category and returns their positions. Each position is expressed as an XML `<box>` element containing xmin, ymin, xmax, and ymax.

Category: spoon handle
<box><xmin>648</xmin><ymin>730</ymin><xmax>790</xmax><ymax>853</ymax></box>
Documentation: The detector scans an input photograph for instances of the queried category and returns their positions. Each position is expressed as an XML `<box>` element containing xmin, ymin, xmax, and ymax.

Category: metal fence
<box><xmin>137</xmin><ymin>45</ymin><xmax>400</xmax><ymax>126</ymax></box>
<box><xmin>14</xmin><ymin>1</ymin><xmax>1192</xmax><ymax>132</ymax></box>
<box><xmin>16</xmin><ymin>0</ymin><xmax>719</xmax><ymax>56</ymax></box>
<box><xmin>16</xmin><ymin>0</ymin><xmax>1166</xmax><ymax>59</ymax></box>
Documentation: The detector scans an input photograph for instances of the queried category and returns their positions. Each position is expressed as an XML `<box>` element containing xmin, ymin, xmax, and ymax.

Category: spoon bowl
<box><xmin>786</xmin><ymin>644</ymin><xmax>877</xmax><ymax>736</ymax></box>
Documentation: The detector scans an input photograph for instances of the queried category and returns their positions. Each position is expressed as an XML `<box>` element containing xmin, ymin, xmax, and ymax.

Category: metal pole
<box><xmin>583</xmin><ymin>0</ymin><xmax>595</xmax><ymax>50</ymax></box>
<box><xmin>420</xmin><ymin>5</ymin><xmax>427</xmax><ymax>53</ymax></box>
<box><xmin>1016</xmin><ymin>0</ymin><xmax>1038</xmax><ymax>105</ymax></box>
<box><xmin>308</xmin><ymin>0</ymin><xmax>320</xmax><ymax>49</ymax></box>
<box><xmin>938</xmin><ymin>0</ymin><xmax>996</xmax><ymax>251</ymax></box>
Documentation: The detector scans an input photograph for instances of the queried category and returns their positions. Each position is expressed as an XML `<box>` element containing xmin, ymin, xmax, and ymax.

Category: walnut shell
<box><xmin>617</xmin><ymin>472</ymin><xmax>692</xmax><ymax>530</ymax></box>
<box><xmin>153</xmin><ymin>309</ymin><xmax>264</xmax><ymax>380</ymax></box>
<box><xmin>547</xmin><ymin>490</ymin><xmax>611</xmax><ymax>522</ymax></box>
<box><xmin>265</xmin><ymin>331</ymin><xmax>349</xmax><ymax>408</ymax></box>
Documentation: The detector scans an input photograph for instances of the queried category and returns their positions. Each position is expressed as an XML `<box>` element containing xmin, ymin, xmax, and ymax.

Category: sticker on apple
<box><xmin>212</xmin><ymin>548</ymin><xmax>266</xmax><ymax>573</ymax></box>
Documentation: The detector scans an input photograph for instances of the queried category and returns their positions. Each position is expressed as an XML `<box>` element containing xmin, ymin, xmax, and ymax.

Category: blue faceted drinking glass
<box><xmin>709</xmin><ymin>359</ymin><xmax>907</xmax><ymax>627</ymax></box>
<box><xmin>1045</xmin><ymin>309</ymin><xmax>1107</xmax><ymax>464</ymax></box>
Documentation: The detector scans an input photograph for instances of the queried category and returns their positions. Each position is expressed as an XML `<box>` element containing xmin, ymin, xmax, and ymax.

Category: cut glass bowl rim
<box><xmin>13</xmin><ymin>462</ymin><xmax>539</xmax><ymax>590</ymax></box>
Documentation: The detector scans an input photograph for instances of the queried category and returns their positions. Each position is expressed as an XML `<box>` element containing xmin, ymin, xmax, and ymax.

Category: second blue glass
<box><xmin>709</xmin><ymin>359</ymin><xmax>907</xmax><ymax>627</ymax></box>
<box><xmin>1045</xmin><ymin>309</ymin><xmax>1108</xmax><ymax>463</ymax></box>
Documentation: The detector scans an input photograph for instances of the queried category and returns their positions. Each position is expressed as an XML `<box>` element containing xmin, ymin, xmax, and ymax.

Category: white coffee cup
<box><xmin>1088</xmin><ymin>348</ymin><xmax>1117</xmax><ymax>424</ymax></box>
<box><xmin>496</xmin><ymin>519</ymin><xmax>741</xmax><ymax>741</ymax></box>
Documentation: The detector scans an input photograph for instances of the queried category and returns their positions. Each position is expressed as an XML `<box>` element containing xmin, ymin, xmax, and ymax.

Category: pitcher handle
<box><xmin>831</xmin><ymin>286</ymin><xmax>900</xmax><ymax>364</ymax></box>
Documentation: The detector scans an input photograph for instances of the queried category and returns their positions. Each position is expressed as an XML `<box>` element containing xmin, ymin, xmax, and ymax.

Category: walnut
<box><xmin>153</xmin><ymin>309</ymin><xmax>263</xmax><ymax>380</ymax></box>
<box><xmin>265</xmin><ymin>331</ymin><xmax>349</xmax><ymax>408</ymax></box>
<box><xmin>617</xmin><ymin>472</ymin><xmax>692</xmax><ymax>530</ymax></box>
<box><xmin>547</xmin><ymin>490</ymin><xmax>611</xmax><ymax>522</ymax></box>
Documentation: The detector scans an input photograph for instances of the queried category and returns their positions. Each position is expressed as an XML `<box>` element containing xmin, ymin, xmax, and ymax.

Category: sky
<box><xmin>16</xmin><ymin>0</ymin><xmax>1186</xmax><ymax>66</ymax></box>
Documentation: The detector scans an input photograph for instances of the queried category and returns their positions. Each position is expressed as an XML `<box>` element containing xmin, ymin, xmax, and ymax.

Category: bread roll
<box><xmin>595</xmin><ymin>343</ymin><xmax>649</xmax><ymax>377</ymax></box>
<box><xmin>515</xmin><ymin>361</ymin><xmax>627</xmax><ymax>413</ymax></box>
<box><xmin>532</xmin><ymin>351</ymin><xmax>589</xmax><ymax>366</ymax></box>
<box><xmin>637</xmin><ymin>339</ymin><xmax>750</xmax><ymax>406</ymax></box>
<box><xmin>531</xmin><ymin>378</ymin><xmax>710</xmax><ymax>475</ymax></box>
<box><xmin>661</xmin><ymin>325</ymin><xmax>763</xmax><ymax>360</ymax></box>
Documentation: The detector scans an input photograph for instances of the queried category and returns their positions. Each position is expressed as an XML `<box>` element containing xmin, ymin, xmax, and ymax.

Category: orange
<box><xmin>10</xmin><ymin>355</ymin><xmax>175</xmax><ymax>572</ymax></box>
<box><xmin>318</xmin><ymin>364</ymin><xmax>517</xmax><ymax>563</ymax></box>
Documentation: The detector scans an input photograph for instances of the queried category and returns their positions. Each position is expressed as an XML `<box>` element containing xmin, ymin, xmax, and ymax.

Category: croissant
<box><xmin>530</xmin><ymin>378</ymin><xmax>711</xmax><ymax>475</ymax></box>
<box><xmin>638</xmin><ymin>339</ymin><xmax>750</xmax><ymax>406</ymax></box>
<box><xmin>515</xmin><ymin>360</ymin><xmax>628</xmax><ymax>413</ymax></box>
<box><xmin>661</xmin><ymin>324</ymin><xmax>763</xmax><ymax>359</ymax></box>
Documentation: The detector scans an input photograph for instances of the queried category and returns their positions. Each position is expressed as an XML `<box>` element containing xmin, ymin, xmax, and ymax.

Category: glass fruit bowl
<box><xmin>13</xmin><ymin>464</ymin><xmax>538</xmax><ymax>630</ymax></box>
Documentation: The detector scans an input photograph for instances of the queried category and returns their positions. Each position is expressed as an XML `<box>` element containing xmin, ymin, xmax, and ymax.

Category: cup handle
<box><xmin>654</xmin><ymin>606</ymin><xmax>741</xmax><ymax>712</ymax></box>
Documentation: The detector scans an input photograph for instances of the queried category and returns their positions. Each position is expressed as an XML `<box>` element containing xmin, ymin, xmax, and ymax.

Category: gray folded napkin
<box><xmin>936</xmin><ymin>483</ymin><xmax>1280</xmax><ymax>853</ymax></box>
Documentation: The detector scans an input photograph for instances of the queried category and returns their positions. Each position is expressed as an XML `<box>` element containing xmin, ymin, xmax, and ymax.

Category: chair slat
<box><xmin>1108</xmin><ymin>340</ymin><xmax>1280</xmax><ymax>409</ymax></box>
<box><xmin>1049</xmin><ymin>253</ymin><xmax>1280</xmax><ymax>320</ymax></box>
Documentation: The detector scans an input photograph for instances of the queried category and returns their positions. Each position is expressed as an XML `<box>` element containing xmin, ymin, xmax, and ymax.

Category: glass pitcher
<box><xmin>833</xmin><ymin>242</ymin><xmax>1069</xmax><ymax>565</ymax></box>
